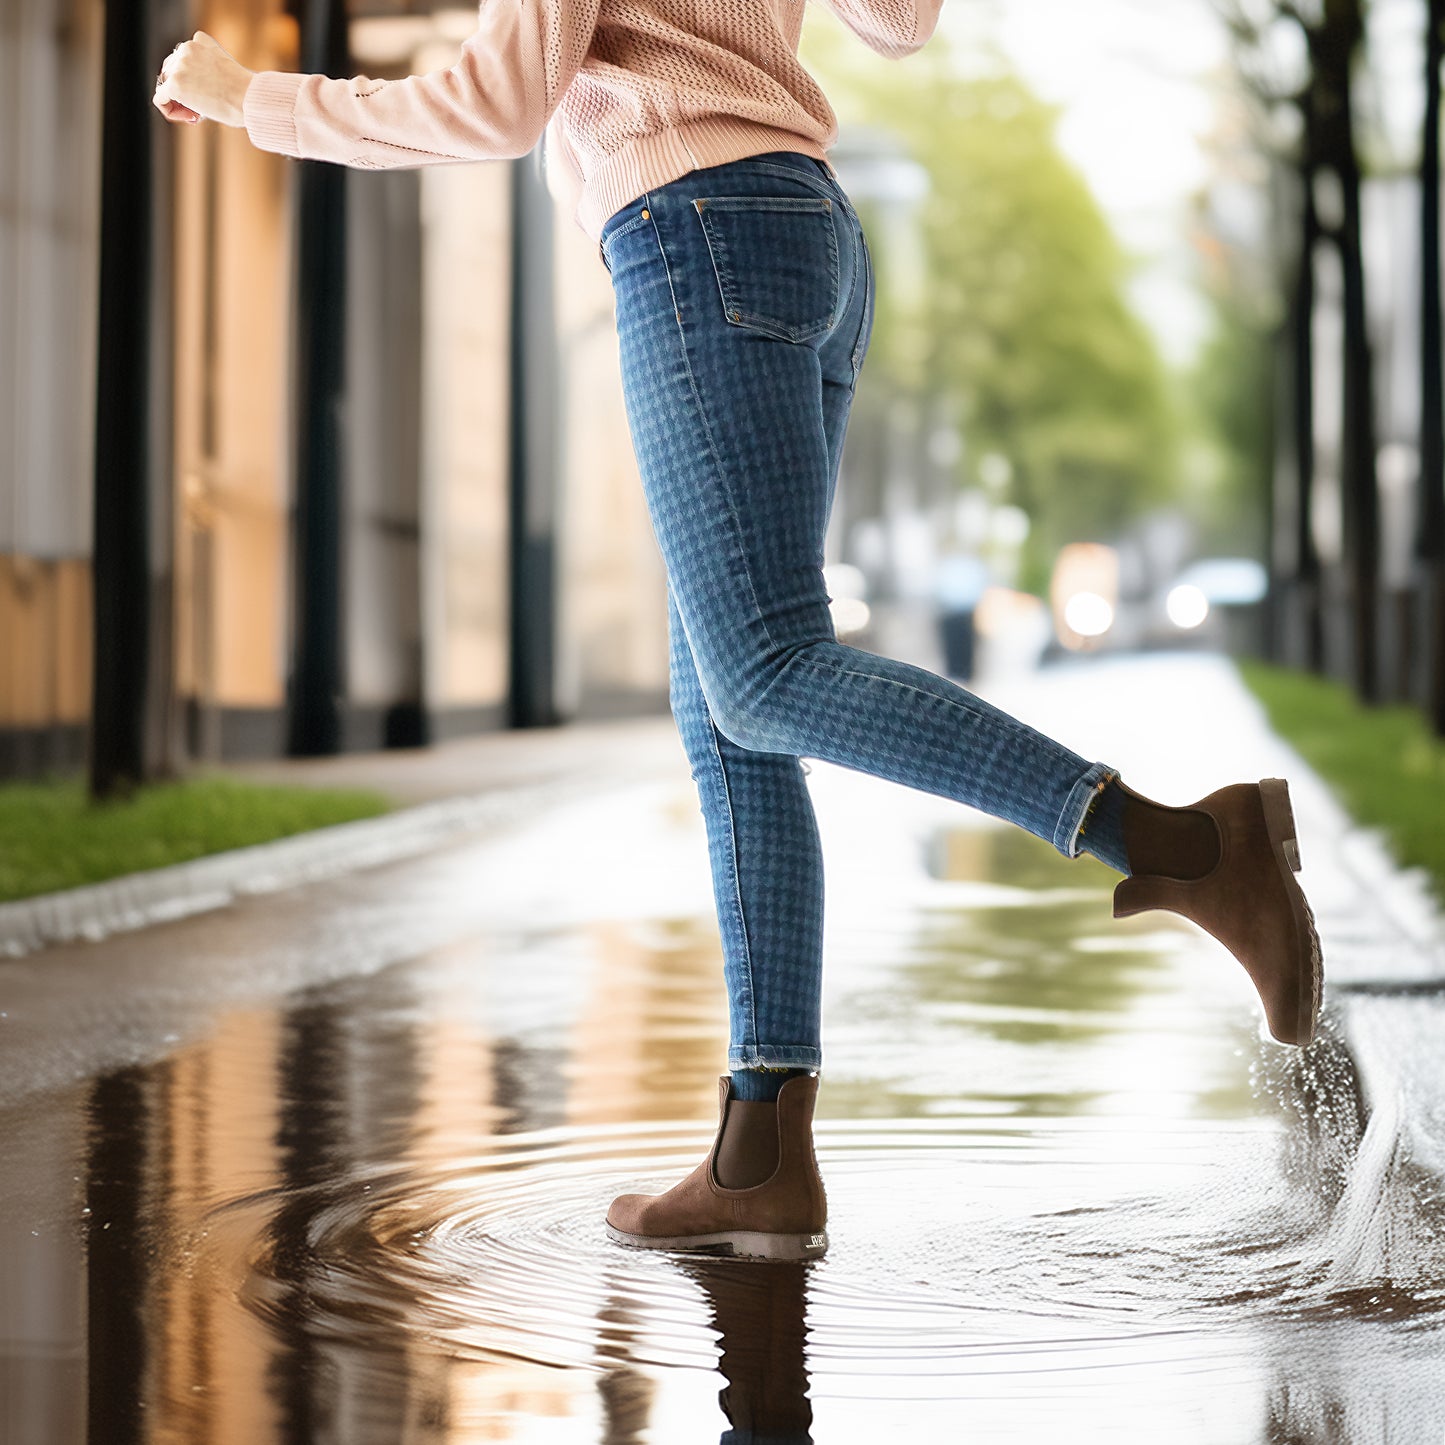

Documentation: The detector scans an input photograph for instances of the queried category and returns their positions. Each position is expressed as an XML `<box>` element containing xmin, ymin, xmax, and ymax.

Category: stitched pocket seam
<box><xmin>693</xmin><ymin>197</ymin><xmax>839</xmax><ymax>343</ymax></box>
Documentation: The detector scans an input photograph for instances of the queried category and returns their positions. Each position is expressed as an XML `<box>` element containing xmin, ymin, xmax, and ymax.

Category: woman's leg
<box><xmin>606</xmin><ymin>156</ymin><xmax>1128</xmax><ymax>1066</ymax></box>
<box><xmin>605</xmin><ymin>154</ymin><xmax>1125</xmax><ymax>895</ymax></box>
<box><xmin>666</xmin><ymin>579</ymin><xmax>826</xmax><ymax>1073</ymax></box>
<box><xmin>655</xmin><ymin>162</ymin><xmax>873</xmax><ymax>1077</ymax></box>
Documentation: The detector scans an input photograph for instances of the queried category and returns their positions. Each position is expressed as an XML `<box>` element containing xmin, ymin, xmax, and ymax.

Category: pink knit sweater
<box><xmin>242</xmin><ymin>1</ymin><xmax>942</xmax><ymax>245</ymax></box>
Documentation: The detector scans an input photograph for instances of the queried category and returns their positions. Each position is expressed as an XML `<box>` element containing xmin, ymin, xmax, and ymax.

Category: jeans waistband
<box><xmin>599</xmin><ymin>150</ymin><xmax>843</xmax><ymax>265</ymax></box>
<box><xmin>766</xmin><ymin>150</ymin><xmax>836</xmax><ymax>180</ymax></box>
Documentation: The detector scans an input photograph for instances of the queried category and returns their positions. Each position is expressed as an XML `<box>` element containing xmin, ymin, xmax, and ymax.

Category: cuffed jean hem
<box><xmin>1054</xmin><ymin>761</ymin><xmax>1121</xmax><ymax>859</ymax></box>
<box><xmin>727</xmin><ymin>1045</ymin><xmax>822</xmax><ymax>1071</ymax></box>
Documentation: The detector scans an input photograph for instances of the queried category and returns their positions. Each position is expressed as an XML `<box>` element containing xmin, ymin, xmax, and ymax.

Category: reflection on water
<box><xmin>4</xmin><ymin>771</ymin><xmax>1445</xmax><ymax>1444</ymax></box>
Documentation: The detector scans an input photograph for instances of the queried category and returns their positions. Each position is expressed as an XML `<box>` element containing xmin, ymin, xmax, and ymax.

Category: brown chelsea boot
<box><xmin>1110</xmin><ymin>775</ymin><xmax>1323</xmax><ymax>1046</ymax></box>
<box><xmin>605</xmin><ymin>1073</ymin><xmax>828</xmax><ymax>1261</ymax></box>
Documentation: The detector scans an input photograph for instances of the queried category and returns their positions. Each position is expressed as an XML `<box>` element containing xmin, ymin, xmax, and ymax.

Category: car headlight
<box><xmin>1166</xmin><ymin>584</ymin><xmax>1209</xmax><ymax>630</ymax></box>
<box><xmin>1062</xmin><ymin>590</ymin><xmax>1113</xmax><ymax>637</ymax></box>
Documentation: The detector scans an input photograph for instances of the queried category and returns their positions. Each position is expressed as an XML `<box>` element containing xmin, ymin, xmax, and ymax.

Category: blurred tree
<box><xmin>1189</xmin><ymin>292</ymin><xmax>1274</xmax><ymax>563</ymax></box>
<box><xmin>1220</xmin><ymin>0</ymin><xmax>1380</xmax><ymax>702</ymax></box>
<box><xmin>801</xmin><ymin>26</ymin><xmax>1175</xmax><ymax>597</ymax></box>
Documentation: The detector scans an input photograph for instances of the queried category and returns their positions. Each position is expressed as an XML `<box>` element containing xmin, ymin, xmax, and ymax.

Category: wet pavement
<box><xmin>3</xmin><ymin>650</ymin><xmax>1445</xmax><ymax>1444</ymax></box>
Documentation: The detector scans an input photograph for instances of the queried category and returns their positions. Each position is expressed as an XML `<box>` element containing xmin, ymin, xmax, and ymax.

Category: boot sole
<box><xmin>1258</xmin><ymin>776</ymin><xmax>1322</xmax><ymax>1046</ymax></box>
<box><xmin>605</xmin><ymin>1222</ymin><xmax>828</xmax><ymax>1261</ymax></box>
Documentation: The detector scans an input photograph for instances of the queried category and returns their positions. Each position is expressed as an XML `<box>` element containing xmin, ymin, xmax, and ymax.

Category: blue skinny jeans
<box><xmin>599</xmin><ymin>151</ymin><xmax>1125</xmax><ymax>1074</ymax></box>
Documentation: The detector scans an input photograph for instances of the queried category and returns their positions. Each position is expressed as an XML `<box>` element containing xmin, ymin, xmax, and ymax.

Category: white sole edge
<box><xmin>604</xmin><ymin>1223</ymin><xmax>828</xmax><ymax>1260</ymax></box>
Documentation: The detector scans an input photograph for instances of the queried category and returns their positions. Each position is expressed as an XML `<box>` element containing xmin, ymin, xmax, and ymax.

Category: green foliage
<box><xmin>799</xmin><ymin>22</ymin><xmax>1176</xmax><ymax>587</ymax></box>
<box><xmin>1187</xmin><ymin>291</ymin><xmax>1274</xmax><ymax>560</ymax></box>
<box><xmin>0</xmin><ymin>775</ymin><xmax>391</xmax><ymax>903</ymax></box>
<box><xmin>1235</xmin><ymin>658</ymin><xmax>1445</xmax><ymax>907</ymax></box>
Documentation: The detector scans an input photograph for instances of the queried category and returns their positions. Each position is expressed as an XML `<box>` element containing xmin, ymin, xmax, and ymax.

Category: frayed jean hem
<box><xmin>1055</xmin><ymin>761</ymin><xmax>1120</xmax><ymax>859</ymax></box>
<box><xmin>727</xmin><ymin>1045</ymin><xmax>822</xmax><ymax>1071</ymax></box>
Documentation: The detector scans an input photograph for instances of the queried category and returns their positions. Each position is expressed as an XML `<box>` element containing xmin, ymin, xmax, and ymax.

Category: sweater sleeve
<box><xmin>814</xmin><ymin>0</ymin><xmax>944</xmax><ymax>59</ymax></box>
<box><xmin>243</xmin><ymin>0</ymin><xmax>601</xmax><ymax>169</ymax></box>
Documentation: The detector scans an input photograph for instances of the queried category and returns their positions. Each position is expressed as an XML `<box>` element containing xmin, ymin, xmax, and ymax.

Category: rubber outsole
<box><xmin>604</xmin><ymin>1222</ymin><xmax>828</xmax><ymax>1261</ymax></box>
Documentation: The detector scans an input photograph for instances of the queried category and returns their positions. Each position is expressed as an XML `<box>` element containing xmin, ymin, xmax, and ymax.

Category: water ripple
<box><xmin>204</xmin><ymin>1112</ymin><xmax>1445</xmax><ymax>1388</ymax></box>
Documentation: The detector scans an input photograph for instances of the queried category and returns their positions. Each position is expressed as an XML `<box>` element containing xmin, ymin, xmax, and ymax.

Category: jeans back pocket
<box><xmin>692</xmin><ymin>196</ymin><xmax>840</xmax><ymax>343</ymax></box>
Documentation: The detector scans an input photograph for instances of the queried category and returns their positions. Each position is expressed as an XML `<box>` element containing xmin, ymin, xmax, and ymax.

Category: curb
<box><xmin>0</xmin><ymin>778</ymin><xmax>584</xmax><ymax>961</ymax></box>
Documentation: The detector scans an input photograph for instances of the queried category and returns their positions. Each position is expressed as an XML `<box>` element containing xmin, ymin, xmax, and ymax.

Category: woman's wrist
<box><xmin>224</xmin><ymin>69</ymin><xmax>254</xmax><ymax>128</ymax></box>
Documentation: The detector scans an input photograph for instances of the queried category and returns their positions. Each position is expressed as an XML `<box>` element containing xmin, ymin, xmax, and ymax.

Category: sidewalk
<box><xmin>222</xmin><ymin>710</ymin><xmax>681</xmax><ymax>807</ymax></box>
<box><xmin>0</xmin><ymin>712</ymin><xmax>682</xmax><ymax>958</ymax></box>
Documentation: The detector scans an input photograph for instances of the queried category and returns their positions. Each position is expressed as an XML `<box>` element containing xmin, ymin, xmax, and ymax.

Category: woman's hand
<box><xmin>153</xmin><ymin>31</ymin><xmax>254</xmax><ymax>128</ymax></box>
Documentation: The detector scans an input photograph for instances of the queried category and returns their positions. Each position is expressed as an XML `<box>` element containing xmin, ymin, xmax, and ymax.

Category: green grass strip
<box><xmin>1234</xmin><ymin>656</ymin><xmax>1445</xmax><ymax>907</ymax></box>
<box><xmin>0</xmin><ymin>774</ymin><xmax>391</xmax><ymax>904</ymax></box>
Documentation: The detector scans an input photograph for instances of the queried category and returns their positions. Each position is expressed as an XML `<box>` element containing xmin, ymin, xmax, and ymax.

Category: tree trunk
<box><xmin>1420</xmin><ymin>0</ymin><xmax>1445</xmax><ymax>734</ymax></box>
<box><xmin>1291</xmin><ymin>145</ymin><xmax>1326</xmax><ymax>673</ymax></box>
<box><xmin>1316</xmin><ymin>0</ymin><xmax>1381</xmax><ymax>702</ymax></box>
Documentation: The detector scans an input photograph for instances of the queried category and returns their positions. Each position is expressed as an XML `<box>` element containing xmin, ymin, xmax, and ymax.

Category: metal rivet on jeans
<box><xmin>641</xmin><ymin>208</ymin><xmax>649</xmax><ymax>219</ymax></box>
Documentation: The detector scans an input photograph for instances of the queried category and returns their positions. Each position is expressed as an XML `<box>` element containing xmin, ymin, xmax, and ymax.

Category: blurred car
<box><xmin>1140</xmin><ymin>555</ymin><xmax>1268</xmax><ymax>652</ymax></box>
<box><xmin>1047</xmin><ymin>541</ymin><xmax>1120</xmax><ymax>654</ymax></box>
<box><xmin>1042</xmin><ymin>551</ymin><xmax>1269</xmax><ymax>659</ymax></box>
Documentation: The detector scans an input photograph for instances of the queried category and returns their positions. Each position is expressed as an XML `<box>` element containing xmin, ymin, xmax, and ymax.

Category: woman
<box><xmin>155</xmin><ymin>2</ymin><xmax>1323</xmax><ymax>1264</ymax></box>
